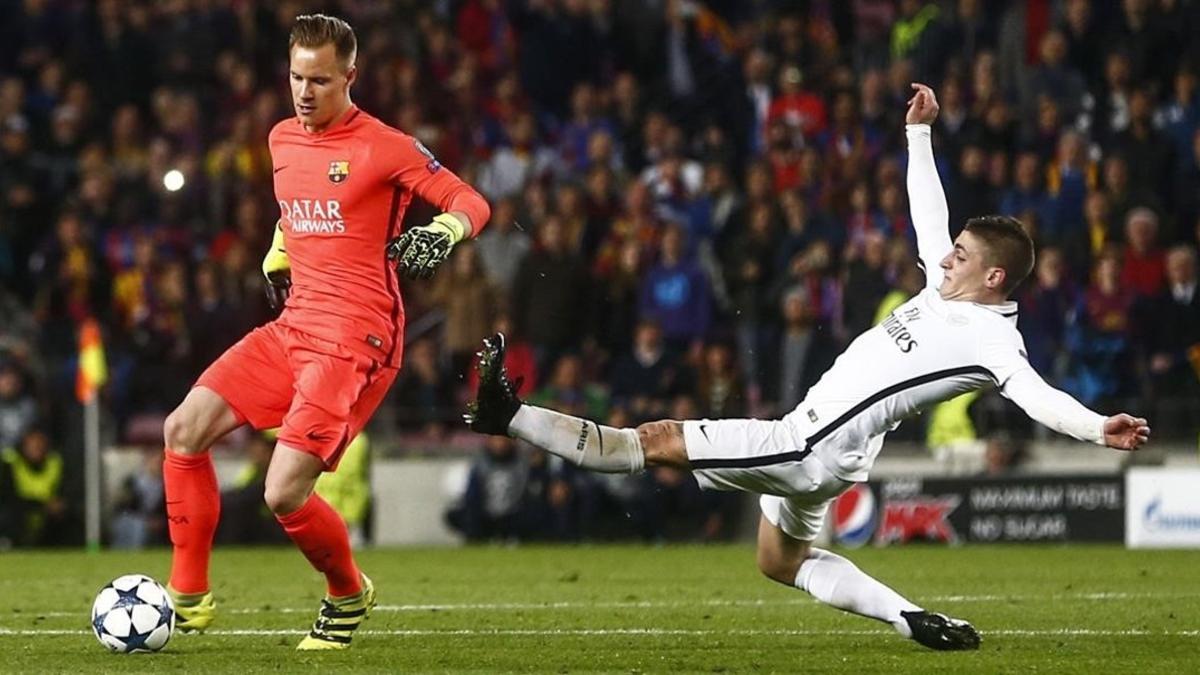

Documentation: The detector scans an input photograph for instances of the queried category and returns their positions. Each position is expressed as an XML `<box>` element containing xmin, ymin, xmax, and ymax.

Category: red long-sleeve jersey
<box><xmin>269</xmin><ymin>105</ymin><xmax>490</xmax><ymax>367</ymax></box>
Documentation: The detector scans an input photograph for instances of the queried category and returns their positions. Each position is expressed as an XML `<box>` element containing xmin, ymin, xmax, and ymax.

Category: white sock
<box><xmin>509</xmin><ymin>404</ymin><xmax>645</xmax><ymax>474</ymax></box>
<box><xmin>795</xmin><ymin>548</ymin><xmax>921</xmax><ymax>637</ymax></box>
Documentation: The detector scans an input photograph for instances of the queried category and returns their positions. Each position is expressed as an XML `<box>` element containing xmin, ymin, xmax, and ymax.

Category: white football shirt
<box><xmin>784</xmin><ymin>125</ymin><xmax>1105</xmax><ymax>481</ymax></box>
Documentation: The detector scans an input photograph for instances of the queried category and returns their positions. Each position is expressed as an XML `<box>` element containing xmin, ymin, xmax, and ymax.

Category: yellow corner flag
<box><xmin>76</xmin><ymin>317</ymin><xmax>107</xmax><ymax>404</ymax></box>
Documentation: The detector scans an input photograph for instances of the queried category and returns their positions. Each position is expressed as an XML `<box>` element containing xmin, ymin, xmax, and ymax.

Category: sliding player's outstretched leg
<box><xmin>467</xmin><ymin>333</ymin><xmax>980</xmax><ymax>652</ymax></box>
<box><xmin>900</xmin><ymin>608</ymin><xmax>981</xmax><ymax>651</ymax></box>
<box><xmin>466</xmin><ymin>332</ymin><xmax>647</xmax><ymax>473</ymax></box>
<box><xmin>463</xmin><ymin>333</ymin><xmax>522</xmax><ymax>436</ymax></box>
<box><xmin>757</xmin><ymin>505</ymin><xmax>980</xmax><ymax>651</ymax></box>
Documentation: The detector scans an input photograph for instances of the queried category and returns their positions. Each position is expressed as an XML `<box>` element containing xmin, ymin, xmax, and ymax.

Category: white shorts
<box><xmin>682</xmin><ymin>418</ymin><xmax>853</xmax><ymax>541</ymax></box>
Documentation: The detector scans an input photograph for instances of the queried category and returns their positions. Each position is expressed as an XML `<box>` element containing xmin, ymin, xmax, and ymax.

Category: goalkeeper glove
<box><xmin>387</xmin><ymin>213</ymin><xmax>468</xmax><ymax>280</ymax></box>
<box><xmin>262</xmin><ymin>220</ymin><xmax>291</xmax><ymax>311</ymax></box>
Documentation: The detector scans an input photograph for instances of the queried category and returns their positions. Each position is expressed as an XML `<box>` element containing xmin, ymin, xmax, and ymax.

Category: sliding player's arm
<box><xmin>983</xmin><ymin>329</ymin><xmax>1150</xmax><ymax>450</ymax></box>
<box><xmin>384</xmin><ymin>135</ymin><xmax>491</xmax><ymax>279</ymax></box>
<box><xmin>905</xmin><ymin>83</ymin><xmax>952</xmax><ymax>290</ymax></box>
<box><xmin>1000</xmin><ymin>368</ymin><xmax>1150</xmax><ymax>451</ymax></box>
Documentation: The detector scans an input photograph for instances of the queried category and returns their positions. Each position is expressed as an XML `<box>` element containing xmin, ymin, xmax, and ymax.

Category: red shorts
<box><xmin>196</xmin><ymin>322</ymin><xmax>400</xmax><ymax>470</ymax></box>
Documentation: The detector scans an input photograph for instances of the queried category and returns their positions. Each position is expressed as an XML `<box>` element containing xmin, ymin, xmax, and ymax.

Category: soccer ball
<box><xmin>90</xmin><ymin>574</ymin><xmax>175</xmax><ymax>653</ymax></box>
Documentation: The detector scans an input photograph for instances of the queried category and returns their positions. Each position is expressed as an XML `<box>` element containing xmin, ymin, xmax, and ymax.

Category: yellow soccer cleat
<box><xmin>166</xmin><ymin>585</ymin><xmax>217</xmax><ymax>634</ymax></box>
<box><xmin>296</xmin><ymin>573</ymin><xmax>376</xmax><ymax>651</ymax></box>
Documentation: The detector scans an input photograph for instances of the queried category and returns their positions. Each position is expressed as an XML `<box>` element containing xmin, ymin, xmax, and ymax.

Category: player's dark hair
<box><xmin>290</xmin><ymin>14</ymin><xmax>357</xmax><ymax>68</ymax></box>
<box><xmin>963</xmin><ymin>215</ymin><xmax>1035</xmax><ymax>295</ymax></box>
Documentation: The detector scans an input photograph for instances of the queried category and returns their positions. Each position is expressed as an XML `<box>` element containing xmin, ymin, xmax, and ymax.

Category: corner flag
<box><xmin>76</xmin><ymin>317</ymin><xmax>107</xmax><ymax>404</ymax></box>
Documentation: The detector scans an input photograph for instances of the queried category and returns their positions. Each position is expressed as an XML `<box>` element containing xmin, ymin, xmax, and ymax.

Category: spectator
<box><xmin>639</xmin><ymin>223</ymin><xmax>712</xmax><ymax>350</ymax></box>
<box><xmin>315</xmin><ymin>433</ymin><xmax>372</xmax><ymax>548</ymax></box>
<box><xmin>512</xmin><ymin>215</ymin><xmax>588</xmax><ymax>368</ymax></box>
<box><xmin>842</xmin><ymin>230</ymin><xmax>890</xmax><ymax>340</ymax></box>
<box><xmin>1102</xmin><ymin>154</ymin><xmax>1160</xmax><ymax>228</ymax></box>
<box><xmin>590</xmin><ymin>238</ymin><xmax>643</xmax><ymax>357</ymax></box>
<box><xmin>559</xmin><ymin>83</ymin><xmax>616</xmax><ymax>176</ymax></box>
<box><xmin>767</xmin><ymin>64</ymin><xmax>826</xmax><ymax>146</ymax></box>
<box><xmin>693</xmin><ymin>342</ymin><xmax>745</xmax><ymax>419</ymax></box>
<box><xmin>734</xmin><ymin>48</ymin><xmax>773</xmax><ymax>158</ymax></box>
<box><xmin>775</xmin><ymin>189</ymin><xmax>823</xmax><ymax>273</ymax></box>
<box><xmin>843</xmin><ymin>181</ymin><xmax>889</xmax><ymax>258</ymax></box>
<box><xmin>1159</xmin><ymin>67</ymin><xmax>1199</xmax><ymax>169</ymax></box>
<box><xmin>1114</xmin><ymin>89</ymin><xmax>1175</xmax><ymax>206</ymax></box>
<box><xmin>1019</xmin><ymin>247</ymin><xmax>1079</xmax><ymax>380</ymax></box>
<box><xmin>431</xmin><ymin>242</ymin><xmax>500</xmax><ymax>377</ymax></box>
<box><xmin>1080</xmin><ymin>190</ymin><xmax>1116</xmax><ymax>276</ymax></box>
<box><xmin>0</xmin><ymin>360</ymin><xmax>36</xmax><ymax>451</ymax></box>
<box><xmin>934</xmin><ymin>77</ymin><xmax>975</xmax><ymax>164</ymax></box>
<box><xmin>474</xmin><ymin>197</ymin><xmax>531</xmax><ymax>297</ymax></box>
<box><xmin>188</xmin><ymin>261</ymin><xmax>239</xmax><ymax>379</ymax></box>
<box><xmin>948</xmin><ymin>145</ymin><xmax>992</xmax><ymax>225</ymax></box>
<box><xmin>928</xmin><ymin>391</ymin><xmax>983</xmax><ymax>475</ymax></box>
<box><xmin>641</xmin><ymin>394</ymin><xmax>732</xmax><ymax>542</ymax></box>
<box><xmin>1023</xmin><ymin>29</ymin><xmax>1087</xmax><ymax>125</ymax></box>
<box><xmin>765</xmin><ymin>286</ymin><xmax>837</xmax><ymax>413</ymax></box>
<box><xmin>217</xmin><ymin>433</ymin><xmax>285</xmax><ymax>545</ymax></box>
<box><xmin>476</xmin><ymin>112</ymin><xmax>556</xmax><ymax>201</ymax></box>
<box><xmin>999</xmin><ymin>152</ymin><xmax>1052</xmax><ymax>239</ymax></box>
<box><xmin>1094</xmin><ymin>50</ymin><xmax>1134</xmax><ymax>146</ymax></box>
<box><xmin>446</xmin><ymin>435</ymin><xmax>533</xmax><ymax>543</ymax></box>
<box><xmin>1065</xmin><ymin>249</ymin><xmax>1137</xmax><ymax>407</ymax></box>
<box><xmin>0</xmin><ymin>428</ymin><xmax>69</xmax><ymax>546</ymax></box>
<box><xmin>1121</xmin><ymin>208</ymin><xmax>1166</xmax><ymax>298</ymax></box>
<box><xmin>109</xmin><ymin>449</ymin><xmax>166</xmax><ymax>549</ymax></box>
<box><xmin>1176</xmin><ymin>129</ymin><xmax>1200</xmax><ymax>233</ymax></box>
<box><xmin>392</xmin><ymin>337</ymin><xmax>457</xmax><ymax>438</ymax></box>
<box><xmin>874</xmin><ymin>263</ymin><xmax>925</xmax><ymax>325</ymax></box>
<box><xmin>609</xmin><ymin>320</ymin><xmax>687</xmax><ymax>421</ymax></box>
<box><xmin>1060</xmin><ymin>0</ymin><xmax>1105</xmax><ymax>90</ymax></box>
<box><xmin>981</xmin><ymin>433</ymin><xmax>1028</xmax><ymax>476</ymax></box>
<box><xmin>723</xmin><ymin>202</ymin><xmax>776</xmax><ymax>389</ymax></box>
<box><xmin>1140</xmin><ymin>245</ymin><xmax>1200</xmax><ymax>437</ymax></box>
<box><xmin>528</xmin><ymin>353</ymin><xmax>607</xmax><ymax>422</ymax></box>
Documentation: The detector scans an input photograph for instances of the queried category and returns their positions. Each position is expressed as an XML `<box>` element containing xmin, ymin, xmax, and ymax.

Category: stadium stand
<box><xmin>0</xmin><ymin>0</ymin><xmax>1198</xmax><ymax>545</ymax></box>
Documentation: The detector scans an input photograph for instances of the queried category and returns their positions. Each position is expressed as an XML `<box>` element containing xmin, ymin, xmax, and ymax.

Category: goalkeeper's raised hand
<box><xmin>387</xmin><ymin>212</ymin><xmax>469</xmax><ymax>280</ymax></box>
<box><xmin>262</xmin><ymin>220</ymin><xmax>291</xmax><ymax>312</ymax></box>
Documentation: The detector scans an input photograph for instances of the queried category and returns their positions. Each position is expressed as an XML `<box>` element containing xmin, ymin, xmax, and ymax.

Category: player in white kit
<box><xmin>466</xmin><ymin>84</ymin><xmax>1150</xmax><ymax>651</ymax></box>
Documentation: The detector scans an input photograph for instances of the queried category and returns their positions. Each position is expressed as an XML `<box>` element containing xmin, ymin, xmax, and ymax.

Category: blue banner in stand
<box><xmin>831</xmin><ymin>474</ymin><xmax>1124</xmax><ymax>546</ymax></box>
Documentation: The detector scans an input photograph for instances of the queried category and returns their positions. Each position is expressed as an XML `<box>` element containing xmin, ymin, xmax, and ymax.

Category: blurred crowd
<box><xmin>2</xmin><ymin>1</ymin><xmax>1200</xmax><ymax>544</ymax></box>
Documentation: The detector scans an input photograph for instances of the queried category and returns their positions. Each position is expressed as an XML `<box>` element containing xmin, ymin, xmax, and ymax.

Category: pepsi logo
<box><xmin>833</xmin><ymin>483</ymin><xmax>877</xmax><ymax>548</ymax></box>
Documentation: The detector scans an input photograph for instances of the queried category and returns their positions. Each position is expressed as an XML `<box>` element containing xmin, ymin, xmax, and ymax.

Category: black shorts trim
<box><xmin>804</xmin><ymin>365</ymin><xmax>996</xmax><ymax>449</ymax></box>
<box><xmin>691</xmin><ymin>449</ymin><xmax>812</xmax><ymax>470</ymax></box>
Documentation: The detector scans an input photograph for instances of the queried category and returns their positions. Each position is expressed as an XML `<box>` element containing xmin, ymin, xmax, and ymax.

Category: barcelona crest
<box><xmin>328</xmin><ymin>160</ymin><xmax>350</xmax><ymax>184</ymax></box>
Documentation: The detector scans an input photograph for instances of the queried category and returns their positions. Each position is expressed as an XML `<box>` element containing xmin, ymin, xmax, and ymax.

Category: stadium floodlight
<box><xmin>163</xmin><ymin>169</ymin><xmax>185</xmax><ymax>192</ymax></box>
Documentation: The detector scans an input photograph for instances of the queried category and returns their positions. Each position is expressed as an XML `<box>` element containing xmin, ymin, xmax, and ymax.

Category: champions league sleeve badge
<box><xmin>413</xmin><ymin>138</ymin><xmax>442</xmax><ymax>173</ymax></box>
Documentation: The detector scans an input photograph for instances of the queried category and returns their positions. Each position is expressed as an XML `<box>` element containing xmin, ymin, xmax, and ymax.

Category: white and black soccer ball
<box><xmin>90</xmin><ymin>574</ymin><xmax>175</xmax><ymax>653</ymax></box>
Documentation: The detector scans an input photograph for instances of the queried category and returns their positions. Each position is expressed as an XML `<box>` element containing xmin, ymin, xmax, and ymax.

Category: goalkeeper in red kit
<box><xmin>160</xmin><ymin>14</ymin><xmax>490</xmax><ymax>650</ymax></box>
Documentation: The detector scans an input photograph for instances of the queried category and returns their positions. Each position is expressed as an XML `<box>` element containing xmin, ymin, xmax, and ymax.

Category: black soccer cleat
<box><xmin>901</xmin><ymin>610</ymin><xmax>981</xmax><ymax>651</ymax></box>
<box><xmin>464</xmin><ymin>333</ymin><xmax>522</xmax><ymax>436</ymax></box>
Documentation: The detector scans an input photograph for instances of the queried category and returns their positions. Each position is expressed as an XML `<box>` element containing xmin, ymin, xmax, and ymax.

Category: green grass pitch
<box><xmin>1</xmin><ymin>544</ymin><xmax>1197</xmax><ymax>673</ymax></box>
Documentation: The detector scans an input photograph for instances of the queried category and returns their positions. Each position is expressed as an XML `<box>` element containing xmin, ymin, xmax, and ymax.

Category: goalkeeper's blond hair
<box><xmin>290</xmin><ymin>14</ymin><xmax>357</xmax><ymax>69</ymax></box>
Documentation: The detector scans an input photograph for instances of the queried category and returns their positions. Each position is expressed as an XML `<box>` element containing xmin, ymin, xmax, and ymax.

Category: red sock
<box><xmin>276</xmin><ymin>494</ymin><xmax>362</xmax><ymax>597</ymax></box>
<box><xmin>164</xmin><ymin>449</ymin><xmax>221</xmax><ymax>594</ymax></box>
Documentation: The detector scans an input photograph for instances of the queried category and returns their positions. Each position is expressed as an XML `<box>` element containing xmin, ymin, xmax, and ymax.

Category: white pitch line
<box><xmin>12</xmin><ymin>591</ymin><xmax>1196</xmax><ymax>619</ymax></box>
<box><xmin>2</xmin><ymin>627</ymin><xmax>1199</xmax><ymax>638</ymax></box>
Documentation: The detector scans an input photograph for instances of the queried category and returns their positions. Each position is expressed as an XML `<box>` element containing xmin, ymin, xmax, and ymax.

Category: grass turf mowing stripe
<box><xmin>5</xmin><ymin>628</ymin><xmax>1200</xmax><ymax>637</ymax></box>
<box><xmin>12</xmin><ymin>590</ymin><xmax>1197</xmax><ymax>618</ymax></box>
